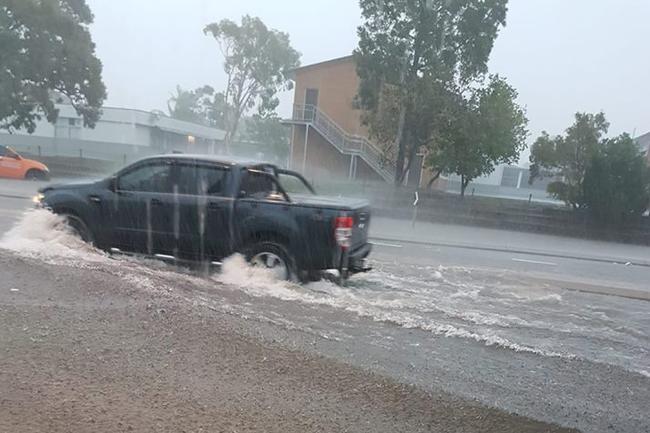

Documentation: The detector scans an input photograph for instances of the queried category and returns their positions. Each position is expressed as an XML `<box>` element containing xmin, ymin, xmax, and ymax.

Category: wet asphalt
<box><xmin>1</xmin><ymin>178</ymin><xmax>649</xmax><ymax>432</ymax></box>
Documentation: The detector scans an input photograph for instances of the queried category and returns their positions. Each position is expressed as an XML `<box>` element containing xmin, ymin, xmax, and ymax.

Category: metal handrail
<box><xmin>292</xmin><ymin>104</ymin><xmax>395</xmax><ymax>182</ymax></box>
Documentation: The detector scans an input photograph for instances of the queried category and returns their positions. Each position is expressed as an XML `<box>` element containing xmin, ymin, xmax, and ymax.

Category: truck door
<box><xmin>110</xmin><ymin>160</ymin><xmax>174</xmax><ymax>254</ymax></box>
<box><xmin>172</xmin><ymin>161</ymin><xmax>232</xmax><ymax>262</ymax></box>
<box><xmin>233</xmin><ymin>169</ymin><xmax>293</xmax><ymax>251</ymax></box>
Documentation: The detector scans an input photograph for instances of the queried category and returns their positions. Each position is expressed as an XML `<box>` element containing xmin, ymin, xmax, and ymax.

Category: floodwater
<box><xmin>3</xmin><ymin>209</ymin><xmax>648</xmax><ymax>379</ymax></box>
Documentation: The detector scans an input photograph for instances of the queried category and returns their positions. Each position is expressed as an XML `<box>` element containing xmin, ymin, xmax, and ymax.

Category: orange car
<box><xmin>0</xmin><ymin>145</ymin><xmax>50</xmax><ymax>180</ymax></box>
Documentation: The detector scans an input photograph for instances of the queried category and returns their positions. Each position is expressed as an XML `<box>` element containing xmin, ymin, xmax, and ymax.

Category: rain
<box><xmin>1</xmin><ymin>2</ymin><xmax>649</xmax><ymax>433</ymax></box>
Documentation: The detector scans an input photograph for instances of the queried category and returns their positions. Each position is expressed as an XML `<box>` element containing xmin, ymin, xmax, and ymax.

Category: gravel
<box><xmin>0</xmin><ymin>252</ymin><xmax>574</xmax><ymax>433</ymax></box>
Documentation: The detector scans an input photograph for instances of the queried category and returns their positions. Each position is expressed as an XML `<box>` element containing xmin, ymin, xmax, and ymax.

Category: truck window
<box><xmin>174</xmin><ymin>163</ymin><xmax>229</xmax><ymax>196</ymax></box>
<box><xmin>118</xmin><ymin>162</ymin><xmax>172</xmax><ymax>193</ymax></box>
<box><xmin>240</xmin><ymin>171</ymin><xmax>283</xmax><ymax>200</ymax></box>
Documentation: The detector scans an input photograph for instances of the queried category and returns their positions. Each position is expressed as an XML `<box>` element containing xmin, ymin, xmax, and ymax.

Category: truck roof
<box><xmin>145</xmin><ymin>153</ymin><xmax>273</xmax><ymax>168</ymax></box>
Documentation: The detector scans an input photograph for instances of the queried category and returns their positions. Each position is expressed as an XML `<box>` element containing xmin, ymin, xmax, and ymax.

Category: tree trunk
<box><xmin>395</xmin><ymin>108</ymin><xmax>406</xmax><ymax>186</ymax></box>
<box><xmin>393</xmin><ymin>102</ymin><xmax>408</xmax><ymax>186</ymax></box>
<box><xmin>400</xmin><ymin>131</ymin><xmax>421</xmax><ymax>185</ymax></box>
<box><xmin>427</xmin><ymin>170</ymin><xmax>442</xmax><ymax>189</ymax></box>
<box><xmin>224</xmin><ymin>111</ymin><xmax>243</xmax><ymax>154</ymax></box>
<box><xmin>392</xmin><ymin>56</ymin><xmax>410</xmax><ymax>187</ymax></box>
<box><xmin>460</xmin><ymin>175</ymin><xmax>470</xmax><ymax>198</ymax></box>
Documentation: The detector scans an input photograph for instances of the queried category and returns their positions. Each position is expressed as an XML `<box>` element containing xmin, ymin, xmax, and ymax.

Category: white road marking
<box><xmin>370</xmin><ymin>241</ymin><xmax>404</xmax><ymax>249</ymax></box>
<box><xmin>512</xmin><ymin>258</ymin><xmax>558</xmax><ymax>266</ymax></box>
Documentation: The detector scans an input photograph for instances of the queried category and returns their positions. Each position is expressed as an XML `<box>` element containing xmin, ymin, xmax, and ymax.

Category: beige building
<box><xmin>284</xmin><ymin>56</ymin><xmax>422</xmax><ymax>185</ymax></box>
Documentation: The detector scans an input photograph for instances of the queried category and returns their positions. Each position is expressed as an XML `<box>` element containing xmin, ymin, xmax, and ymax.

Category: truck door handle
<box><xmin>88</xmin><ymin>195</ymin><xmax>101</xmax><ymax>203</ymax></box>
<box><xmin>151</xmin><ymin>198</ymin><xmax>163</xmax><ymax>206</ymax></box>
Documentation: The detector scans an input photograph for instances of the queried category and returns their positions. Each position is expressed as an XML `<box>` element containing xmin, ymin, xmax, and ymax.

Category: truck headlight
<box><xmin>32</xmin><ymin>193</ymin><xmax>45</xmax><ymax>204</ymax></box>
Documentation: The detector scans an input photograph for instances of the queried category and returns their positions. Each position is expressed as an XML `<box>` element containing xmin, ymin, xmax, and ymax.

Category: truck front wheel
<box><xmin>246</xmin><ymin>241</ymin><xmax>297</xmax><ymax>281</ymax></box>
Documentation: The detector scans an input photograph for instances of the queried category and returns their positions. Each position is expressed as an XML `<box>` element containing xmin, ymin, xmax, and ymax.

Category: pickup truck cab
<box><xmin>36</xmin><ymin>155</ymin><xmax>372</xmax><ymax>282</ymax></box>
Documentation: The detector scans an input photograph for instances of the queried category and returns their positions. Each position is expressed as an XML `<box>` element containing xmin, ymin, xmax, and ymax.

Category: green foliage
<box><xmin>355</xmin><ymin>0</ymin><xmax>509</xmax><ymax>184</ymax></box>
<box><xmin>204</xmin><ymin>16</ymin><xmax>300</xmax><ymax>148</ymax></box>
<box><xmin>0</xmin><ymin>0</ymin><xmax>106</xmax><ymax>132</ymax></box>
<box><xmin>529</xmin><ymin>112</ymin><xmax>609</xmax><ymax>208</ymax></box>
<box><xmin>425</xmin><ymin>75</ymin><xmax>528</xmax><ymax>195</ymax></box>
<box><xmin>583</xmin><ymin>134</ymin><xmax>650</xmax><ymax>224</ymax></box>
<box><xmin>240</xmin><ymin>114</ymin><xmax>290</xmax><ymax>162</ymax></box>
<box><xmin>362</xmin><ymin>75</ymin><xmax>453</xmax><ymax>170</ymax></box>
<box><xmin>167</xmin><ymin>85</ymin><xmax>229</xmax><ymax>129</ymax></box>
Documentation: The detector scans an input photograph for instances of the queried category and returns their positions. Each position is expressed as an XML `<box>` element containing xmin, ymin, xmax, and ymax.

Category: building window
<box><xmin>305</xmin><ymin>88</ymin><xmax>319</xmax><ymax>107</ymax></box>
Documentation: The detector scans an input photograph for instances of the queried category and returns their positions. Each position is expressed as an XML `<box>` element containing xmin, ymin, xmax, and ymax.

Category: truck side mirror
<box><xmin>108</xmin><ymin>176</ymin><xmax>117</xmax><ymax>192</ymax></box>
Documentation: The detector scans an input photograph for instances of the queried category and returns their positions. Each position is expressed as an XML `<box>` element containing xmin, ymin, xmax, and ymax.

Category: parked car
<box><xmin>35</xmin><ymin>154</ymin><xmax>372</xmax><ymax>282</ymax></box>
<box><xmin>0</xmin><ymin>145</ymin><xmax>50</xmax><ymax>180</ymax></box>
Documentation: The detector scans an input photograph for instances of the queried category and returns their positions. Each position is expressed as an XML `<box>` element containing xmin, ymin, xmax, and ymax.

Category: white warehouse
<box><xmin>0</xmin><ymin>104</ymin><xmax>226</xmax><ymax>164</ymax></box>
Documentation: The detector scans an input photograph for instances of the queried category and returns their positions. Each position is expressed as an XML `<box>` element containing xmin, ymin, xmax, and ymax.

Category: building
<box><xmin>0</xmin><ymin>104</ymin><xmax>226</xmax><ymax>164</ymax></box>
<box><xmin>446</xmin><ymin>165</ymin><xmax>558</xmax><ymax>202</ymax></box>
<box><xmin>283</xmin><ymin>56</ymin><xmax>409</xmax><ymax>185</ymax></box>
<box><xmin>636</xmin><ymin>132</ymin><xmax>650</xmax><ymax>164</ymax></box>
<box><xmin>283</xmin><ymin>56</ymin><xmax>512</xmax><ymax>191</ymax></box>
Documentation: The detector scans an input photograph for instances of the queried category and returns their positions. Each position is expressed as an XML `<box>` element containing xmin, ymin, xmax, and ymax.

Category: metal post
<box><xmin>302</xmin><ymin>124</ymin><xmax>309</xmax><ymax>174</ymax></box>
<box><xmin>516</xmin><ymin>170</ymin><xmax>524</xmax><ymax>189</ymax></box>
<box><xmin>412</xmin><ymin>191</ymin><xmax>419</xmax><ymax>228</ymax></box>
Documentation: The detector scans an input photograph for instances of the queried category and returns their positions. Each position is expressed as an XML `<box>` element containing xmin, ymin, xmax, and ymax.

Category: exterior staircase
<box><xmin>291</xmin><ymin>104</ymin><xmax>395</xmax><ymax>183</ymax></box>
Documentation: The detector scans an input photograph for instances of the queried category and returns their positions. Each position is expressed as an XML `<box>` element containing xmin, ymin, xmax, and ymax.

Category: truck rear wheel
<box><xmin>246</xmin><ymin>241</ymin><xmax>296</xmax><ymax>281</ymax></box>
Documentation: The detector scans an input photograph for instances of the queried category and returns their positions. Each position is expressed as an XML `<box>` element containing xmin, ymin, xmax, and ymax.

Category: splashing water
<box><xmin>2</xmin><ymin>209</ymin><xmax>649</xmax><ymax>377</ymax></box>
<box><xmin>216</xmin><ymin>257</ymin><xmax>650</xmax><ymax>376</ymax></box>
<box><xmin>0</xmin><ymin>209</ymin><xmax>105</xmax><ymax>263</ymax></box>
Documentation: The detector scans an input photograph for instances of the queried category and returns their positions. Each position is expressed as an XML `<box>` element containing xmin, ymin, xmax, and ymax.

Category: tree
<box><xmin>583</xmin><ymin>134</ymin><xmax>650</xmax><ymax>224</ymax></box>
<box><xmin>0</xmin><ymin>0</ymin><xmax>106</xmax><ymax>132</ymax></box>
<box><xmin>355</xmin><ymin>0</ymin><xmax>509</xmax><ymax>185</ymax></box>
<box><xmin>240</xmin><ymin>114</ymin><xmax>290</xmax><ymax>163</ymax></box>
<box><xmin>425</xmin><ymin>75</ymin><xmax>528</xmax><ymax>196</ymax></box>
<box><xmin>167</xmin><ymin>85</ymin><xmax>229</xmax><ymax>128</ymax></box>
<box><xmin>529</xmin><ymin>112</ymin><xmax>609</xmax><ymax>208</ymax></box>
<box><xmin>204</xmin><ymin>16</ymin><xmax>300</xmax><ymax>150</ymax></box>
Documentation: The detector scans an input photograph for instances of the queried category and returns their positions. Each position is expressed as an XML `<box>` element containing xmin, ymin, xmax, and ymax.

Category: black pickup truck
<box><xmin>35</xmin><ymin>155</ymin><xmax>372</xmax><ymax>282</ymax></box>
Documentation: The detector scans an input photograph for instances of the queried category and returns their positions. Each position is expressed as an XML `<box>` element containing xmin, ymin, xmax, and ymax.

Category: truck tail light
<box><xmin>334</xmin><ymin>215</ymin><xmax>354</xmax><ymax>249</ymax></box>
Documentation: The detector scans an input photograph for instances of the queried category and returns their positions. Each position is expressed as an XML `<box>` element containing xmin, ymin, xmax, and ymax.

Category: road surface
<box><xmin>2</xmin><ymin>177</ymin><xmax>648</xmax><ymax>299</ymax></box>
<box><xmin>1</xmin><ymin>177</ymin><xmax>649</xmax><ymax>432</ymax></box>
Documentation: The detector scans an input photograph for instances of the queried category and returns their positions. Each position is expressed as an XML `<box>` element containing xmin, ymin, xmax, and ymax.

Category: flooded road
<box><xmin>1</xmin><ymin>208</ymin><xmax>648</xmax><ymax>432</ymax></box>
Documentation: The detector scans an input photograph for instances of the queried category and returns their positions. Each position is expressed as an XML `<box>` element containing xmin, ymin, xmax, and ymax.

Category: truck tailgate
<box><xmin>351</xmin><ymin>206</ymin><xmax>371</xmax><ymax>249</ymax></box>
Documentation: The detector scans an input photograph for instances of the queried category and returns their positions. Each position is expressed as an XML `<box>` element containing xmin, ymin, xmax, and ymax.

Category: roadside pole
<box><xmin>412</xmin><ymin>191</ymin><xmax>419</xmax><ymax>228</ymax></box>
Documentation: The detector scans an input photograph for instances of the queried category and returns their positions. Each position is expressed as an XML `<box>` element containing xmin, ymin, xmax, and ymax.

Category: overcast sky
<box><xmin>87</xmin><ymin>0</ymin><xmax>650</xmax><ymax>158</ymax></box>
